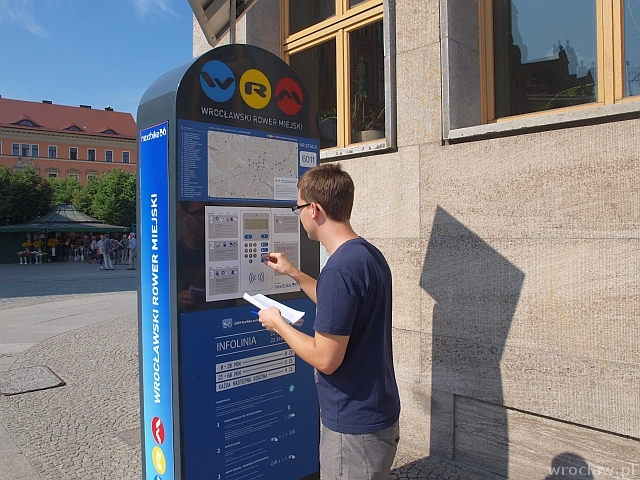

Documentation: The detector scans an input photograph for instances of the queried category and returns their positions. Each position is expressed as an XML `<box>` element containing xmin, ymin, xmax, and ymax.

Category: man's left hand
<box><xmin>258</xmin><ymin>306</ymin><xmax>286</xmax><ymax>332</ymax></box>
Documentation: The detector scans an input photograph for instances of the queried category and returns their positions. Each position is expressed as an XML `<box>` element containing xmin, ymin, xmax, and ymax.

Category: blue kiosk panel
<box><xmin>139</xmin><ymin>122</ymin><xmax>175</xmax><ymax>479</ymax></box>
<box><xmin>180</xmin><ymin>299</ymin><xmax>318</xmax><ymax>479</ymax></box>
<box><xmin>138</xmin><ymin>43</ymin><xmax>320</xmax><ymax>480</ymax></box>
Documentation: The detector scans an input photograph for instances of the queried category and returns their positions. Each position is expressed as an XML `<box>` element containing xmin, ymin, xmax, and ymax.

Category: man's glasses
<box><xmin>291</xmin><ymin>203</ymin><xmax>311</xmax><ymax>214</ymax></box>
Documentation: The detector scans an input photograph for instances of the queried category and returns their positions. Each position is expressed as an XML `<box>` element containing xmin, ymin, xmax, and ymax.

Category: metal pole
<box><xmin>229</xmin><ymin>0</ymin><xmax>236</xmax><ymax>44</ymax></box>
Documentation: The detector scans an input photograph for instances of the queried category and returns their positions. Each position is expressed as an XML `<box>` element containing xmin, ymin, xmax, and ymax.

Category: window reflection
<box><xmin>289</xmin><ymin>0</ymin><xmax>335</xmax><ymax>35</ymax></box>
<box><xmin>494</xmin><ymin>0</ymin><xmax>597</xmax><ymax>118</ymax></box>
<box><xmin>349</xmin><ymin>20</ymin><xmax>385</xmax><ymax>143</ymax></box>
<box><xmin>625</xmin><ymin>0</ymin><xmax>640</xmax><ymax>97</ymax></box>
<box><xmin>349</xmin><ymin>0</ymin><xmax>369</xmax><ymax>7</ymax></box>
<box><xmin>290</xmin><ymin>40</ymin><xmax>338</xmax><ymax>149</ymax></box>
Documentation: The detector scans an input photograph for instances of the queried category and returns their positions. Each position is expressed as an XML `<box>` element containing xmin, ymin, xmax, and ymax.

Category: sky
<box><xmin>0</xmin><ymin>0</ymin><xmax>194</xmax><ymax>118</ymax></box>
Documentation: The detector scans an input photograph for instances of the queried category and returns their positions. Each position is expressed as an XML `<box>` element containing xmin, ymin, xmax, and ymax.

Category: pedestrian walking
<box><xmin>90</xmin><ymin>236</ymin><xmax>97</xmax><ymax>264</ymax></box>
<box><xmin>127</xmin><ymin>233</ymin><xmax>137</xmax><ymax>270</ymax></box>
<box><xmin>97</xmin><ymin>235</ymin><xmax>104</xmax><ymax>268</ymax></box>
<box><xmin>82</xmin><ymin>235</ymin><xmax>91</xmax><ymax>262</ymax></box>
<box><xmin>119</xmin><ymin>234</ymin><xmax>129</xmax><ymax>265</ymax></box>
<box><xmin>103</xmin><ymin>234</ymin><xmax>114</xmax><ymax>270</ymax></box>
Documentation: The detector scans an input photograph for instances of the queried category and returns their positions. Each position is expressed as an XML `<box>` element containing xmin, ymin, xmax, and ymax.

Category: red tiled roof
<box><xmin>0</xmin><ymin>97</ymin><xmax>136</xmax><ymax>139</ymax></box>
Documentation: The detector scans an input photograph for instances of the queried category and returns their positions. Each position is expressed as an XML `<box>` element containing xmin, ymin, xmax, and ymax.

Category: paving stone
<box><xmin>0</xmin><ymin>366</ymin><xmax>64</xmax><ymax>396</ymax></box>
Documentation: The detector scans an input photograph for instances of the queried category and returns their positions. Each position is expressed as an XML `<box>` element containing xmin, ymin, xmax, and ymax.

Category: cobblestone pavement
<box><xmin>0</xmin><ymin>312</ymin><xmax>141</xmax><ymax>479</ymax></box>
<box><xmin>0</xmin><ymin>263</ymin><xmax>493</xmax><ymax>480</ymax></box>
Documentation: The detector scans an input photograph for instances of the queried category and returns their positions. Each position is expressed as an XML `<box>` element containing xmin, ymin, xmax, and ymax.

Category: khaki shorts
<box><xmin>320</xmin><ymin>421</ymin><xmax>399</xmax><ymax>480</ymax></box>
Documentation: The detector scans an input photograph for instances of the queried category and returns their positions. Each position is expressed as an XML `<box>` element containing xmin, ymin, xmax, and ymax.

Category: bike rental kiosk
<box><xmin>137</xmin><ymin>44</ymin><xmax>321</xmax><ymax>480</ymax></box>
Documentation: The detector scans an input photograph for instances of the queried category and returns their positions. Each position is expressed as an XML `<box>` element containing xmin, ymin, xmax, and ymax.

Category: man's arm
<box><xmin>259</xmin><ymin>307</ymin><xmax>348</xmax><ymax>375</ymax></box>
<box><xmin>262</xmin><ymin>252</ymin><xmax>317</xmax><ymax>303</ymax></box>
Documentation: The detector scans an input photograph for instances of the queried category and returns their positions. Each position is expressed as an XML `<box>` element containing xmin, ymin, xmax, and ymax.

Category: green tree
<box><xmin>90</xmin><ymin>169</ymin><xmax>136</xmax><ymax>227</ymax></box>
<box><xmin>0</xmin><ymin>167</ymin><xmax>13</xmax><ymax>225</ymax></box>
<box><xmin>0</xmin><ymin>167</ymin><xmax>52</xmax><ymax>225</ymax></box>
<box><xmin>48</xmin><ymin>177</ymin><xmax>81</xmax><ymax>208</ymax></box>
<box><xmin>72</xmin><ymin>175</ymin><xmax>100</xmax><ymax>217</ymax></box>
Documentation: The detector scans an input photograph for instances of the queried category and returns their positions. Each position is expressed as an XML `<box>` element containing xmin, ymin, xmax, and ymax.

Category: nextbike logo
<box><xmin>140</xmin><ymin>127</ymin><xmax>167</xmax><ymax>143</ymax></box>
<box><xmin>199</xmin><ymin>60</ymin><xmax>303</xmax><ymax>115</ymax></box>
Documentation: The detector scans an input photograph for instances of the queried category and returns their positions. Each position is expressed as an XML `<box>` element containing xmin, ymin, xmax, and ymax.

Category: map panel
<box><xmin>207</xmin><ymin>131</ymin><xmax>298</xmax><ymax>201</ymax></box>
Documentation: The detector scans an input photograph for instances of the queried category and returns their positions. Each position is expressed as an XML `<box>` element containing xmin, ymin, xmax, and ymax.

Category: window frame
<box><xmin>478</xmin><ymin>0</ymin><xmax>637</xmax><ymax>125</ymax></box>
<box><xmin>69</xmin><ymin>147</ymin><xmax>78</xmax><ymax>160</ymax></box>
<box><xmin>88</xmin><ymin>148</ymin><xmax>96</xmax><ymax>161</ymax></box>
<box><xmin>440</xmin><ymin>0</ymin><xmax>640</xmax><ymax>143</ymax></box>
<box><xmin>21</xmin><ymin>144</ymin><xmax>30</xmax><ymax>157</ymax></box>
<box><xmin>122</xmin><ymin>151</ymin><xmax>130</xmax><ymax>164</ymax></box>
<box><xmin>105</xmin><ymin>150</ymin><xmax>113</xmax><ymax>163</ymax></box>
<box><xmin>12</xmin><ymin>143</ymin><xmax>19</xmax><ymax>156</ymax></box>
<box><xmin>31</xmin><ymin>144</ymin><xmax>39</xmax><ymax>158</ymax></box>
<box><xmin>48</xmin><ymin>145</ymin><xmax>57</xmax><ymax>159</ymax></box>
<box><xmin>282</xmin><ymin>0</ymin><xmax>396</xmax><ymax>157</ymax></box>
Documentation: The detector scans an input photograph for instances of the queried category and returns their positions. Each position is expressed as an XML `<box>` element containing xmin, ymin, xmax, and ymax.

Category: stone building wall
<box><xmin>194</xmin><ymin>1</ymin><xmax>640</xmax><ymax>478</ymax></box>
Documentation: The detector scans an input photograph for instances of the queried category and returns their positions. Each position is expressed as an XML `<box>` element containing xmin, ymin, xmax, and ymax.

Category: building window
<box><xmin>69</xmin><ymin>173</ymin><xmax>79</xmax><ymax>180</ymax></box>
<box><xmin>480</xmin><ymin>0</ymin><xmax>640</xmax><ymax>123</ymax></box>
<box><xmin>88</xmin><ymin>149</ymin><xmax>96</xmax><ymax>161</ymax></box>
<box><xmin>105</xmin><ymin>150</ymin><xmax>113</xmax><ymax>162</ymax></box>
<box><xmin>69</xmin><ymin>147</ymin><xmax>78</xmax><ymax>160</ymax></box>
<box><xmin>47</xmin><ymin>172</ymin><xmax>58</xmax><ymax>178</ymax></box>
<box><xmin>21</xmin><ymin>144</ymin><xmax>30</xmax><ymax>157</ymax></box>
<box><xmin>31</xmin><ymin>144</ymin><xmax>39</xmax><ymax>158</ymax></box>
<box><xmin>48</xmin><ymin>146</ymin><xmax>57</xmax><ymax>159</ymax></box>
<box><xmin>87</xmin><ymin>173</ymin><xmax>97</xmax><ymax>181</ymax></box>
<box><xmin>289</xmin><ymin>0</ymin><xmax>335</xmax><ymax>35</ymax></box>
<box><xmin>284</xmin><ymin>0</ymin><xmax>387</xmax><ymax>149</ymax></box>
<box><xmin>12</xmin><ymin>143</ymin><xmax>19</xmax><ymax>156</ymax></box>
<box><xmin>16</xmin><ymin>119</ymin><xmax>37</xmax><ymax>127</ymax></box>
<box><xmin>625</xmin><ymin>1</ymin><xmax>640</xmax><ymax>97</ymax></box>
<box><xmin>122</xmin><ymin>151</ymin><xmax>130</xmax><ymax>163</ymax></box>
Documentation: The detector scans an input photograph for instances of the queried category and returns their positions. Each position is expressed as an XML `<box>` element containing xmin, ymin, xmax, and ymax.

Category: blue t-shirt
<box><xmin>314</xmin><ymin>237</ymin><xmax>400</xmax><ymax>434</ymax></box>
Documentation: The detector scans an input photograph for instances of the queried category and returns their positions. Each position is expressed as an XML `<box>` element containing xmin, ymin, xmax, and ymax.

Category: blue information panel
<box><xmin>178</xmin><ymin>119</ymin><xmax>318</xmax><ymax>204</ymax></box>
<box><xmin>139</xmin><ymin>122</ymin><xmax>175</xmax><ymax>479</ymax></box>
<box><xmin>180</xmin><ymin>299</ymin><xmax>319</xmax><ymax>479</ymax></box>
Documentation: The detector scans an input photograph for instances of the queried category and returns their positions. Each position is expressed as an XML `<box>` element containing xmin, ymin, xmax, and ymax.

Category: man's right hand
<box><xmin>261</xmin><ymin>252</ymin><xmax>318</xmax><ymax>304</ymax></box>
<box><xmin>261</xmin><ymin>252</ymin><xmax>297</xmax><ymax>277</ymax></box>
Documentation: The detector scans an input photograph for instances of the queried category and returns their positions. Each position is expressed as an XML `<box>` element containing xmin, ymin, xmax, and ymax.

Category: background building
<box><xmin>193</xmin><ymin>1</ymin><xmax>639</xmax><ymax>478</ymax></box>
<box><xmin>0</xmin><ymin>97</ymin><xmax>136</xmax><ymax>183</ymax></box>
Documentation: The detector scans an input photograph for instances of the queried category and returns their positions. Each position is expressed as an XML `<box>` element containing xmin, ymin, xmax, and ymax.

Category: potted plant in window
<box><xmin>351</xmin><ymin>56</ymin><xmax>385</xmax><ymax>143</ymax></box>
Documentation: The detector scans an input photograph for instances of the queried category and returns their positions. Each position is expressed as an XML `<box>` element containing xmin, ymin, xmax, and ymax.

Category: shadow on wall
<box><xmin>545</xmin><ymin>453</ymin><xmax>595</xmax><ymax>480</ymax></box>
<box><xmin>421</xmin><ymin>206</ymin><xmax>524</xmax><ymax>478</ymax></box>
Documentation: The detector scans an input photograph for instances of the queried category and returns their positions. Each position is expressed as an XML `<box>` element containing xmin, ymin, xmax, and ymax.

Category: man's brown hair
<box><xmin>298</xmin><ymin>163</ymin><xmax>354</xmax><ymax>222</ymax></box>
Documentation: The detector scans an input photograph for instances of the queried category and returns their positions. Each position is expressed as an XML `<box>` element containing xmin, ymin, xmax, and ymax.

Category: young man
<box><xmin>258</xmin><ymin>163</ymin><xmax>400</xmax><ymax>480</ymax></box>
